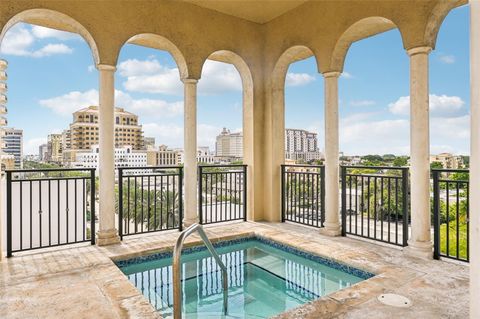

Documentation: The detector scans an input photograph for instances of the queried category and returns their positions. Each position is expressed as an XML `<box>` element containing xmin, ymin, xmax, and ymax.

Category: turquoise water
<box><xmin>118</xmin><ymin>239</ymin><xmax>366</xmax><ymax>318</ymax></box>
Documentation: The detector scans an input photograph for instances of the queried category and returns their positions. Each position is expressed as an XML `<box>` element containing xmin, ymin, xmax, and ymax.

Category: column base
<box><xmin>183</xmin><ymin>218</ymin><xmax>198</xmax><ymax>228</ymax></box>
<box><xmin>96</xmin><ymin>229</ymin><xmax>120</xmax><ymax>246</ymax></box>
<box><xmin>320</xmin><ymin>222</ymin><xmax>342</xmax><ymax>236</ymax></box>
<box><xmin>404</xmin><ymin>240</ymin><xmax>433</xmax><ymax>259</ymax></box>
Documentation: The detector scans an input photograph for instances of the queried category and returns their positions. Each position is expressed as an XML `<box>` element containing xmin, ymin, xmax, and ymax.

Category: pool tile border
<box><xmin>114</xmin><ymin>235</ymin><xmax>374</xmax><ymax>280</ymax></box>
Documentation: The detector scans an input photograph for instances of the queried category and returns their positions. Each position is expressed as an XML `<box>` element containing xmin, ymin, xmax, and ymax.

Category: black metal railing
<box><xmin>432</xmin><ymin>169</ymin><xmax>469</xmax><ymax>262</ymax></box>
<box><xmin>6</xmin><ymin>168</ymin><xmax>96</xmax><ymax>257</ymax></box>
<box><xmin>281</xmin><ymin>165</ymin><xmax>325</xmax><ymax>227</ymax></box>
<box><xmin>198</xmin><ymin>165</ymin><xmax>247</xmax><ymax>224</ymax></box>
<box><xmin>341</xmin><ymin>166</ymin><xmax>409</xmax><ymax>247</ymax></box>
<box><xmin>118</xmin><ymin>166</ymin><xmax>183</xmax><ymax>239</ymax></box>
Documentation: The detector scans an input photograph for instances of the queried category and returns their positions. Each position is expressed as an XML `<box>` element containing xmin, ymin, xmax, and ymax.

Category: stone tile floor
<box><xmin>0</xmin><ymin>221</ymin><xmax>469</xmax><ymax>318</ymax></box>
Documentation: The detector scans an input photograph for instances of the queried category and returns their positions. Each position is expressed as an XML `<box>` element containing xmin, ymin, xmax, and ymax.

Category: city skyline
<box><xmin>0</xmin><ymin>5</ymin><xmax>469</xmax><ymax>156</ymax></box>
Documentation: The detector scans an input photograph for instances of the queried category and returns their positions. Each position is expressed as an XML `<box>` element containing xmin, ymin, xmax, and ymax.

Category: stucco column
<box><xmin>183</xmin><ymin>79</ymin><xmax>198</xmax><ymax>226</ymax></box>
<box><xmin>97</xmin><ymin>64</ymin><xmax>120</xmax><ymax>245</ymax></box>
<box><xmin>320</xmin><ymin>71</ymin><xmax>341</xmax><ymax>236</ymax></box>
<box><xmin>406</xmin><ymin>46</ymin><xmax>432</xmax><ymax>257</ymax></box>
<box><xmin>470</xmin><ymin>1</ymin><xmax>480</xmax><ymax>318</ymax></box>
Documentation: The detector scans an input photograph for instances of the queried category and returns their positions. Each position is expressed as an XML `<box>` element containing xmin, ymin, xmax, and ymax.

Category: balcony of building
<box><xmin>0</xmin><ymin>1</ymin><xmax>477</xmax><ymax>318</ymax></box>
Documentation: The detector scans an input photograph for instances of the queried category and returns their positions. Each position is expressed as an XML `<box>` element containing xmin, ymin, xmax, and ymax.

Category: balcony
<box><xmin>0</xmin><ymin>0</ymin><xmax>478</xmax><ymax>319</ymax></box>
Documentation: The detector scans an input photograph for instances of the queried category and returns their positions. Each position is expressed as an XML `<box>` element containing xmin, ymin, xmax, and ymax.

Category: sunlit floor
<box><xmin>0</xmin><ymin>221</ymin><xmax>469</xmax><ymax>318</ymax></box>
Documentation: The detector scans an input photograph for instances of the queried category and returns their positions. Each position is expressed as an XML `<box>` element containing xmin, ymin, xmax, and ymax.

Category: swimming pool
<box><xmin>116</xmin><ymin>236</ymin><xmax>373</xmax><ymax>318</ymax></box>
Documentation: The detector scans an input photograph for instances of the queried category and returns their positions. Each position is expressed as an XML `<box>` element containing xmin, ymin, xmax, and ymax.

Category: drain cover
<box><xmin>377</xmin><ymin>294</ymin><xmax>412</xmax><ymax>308</ymax></box>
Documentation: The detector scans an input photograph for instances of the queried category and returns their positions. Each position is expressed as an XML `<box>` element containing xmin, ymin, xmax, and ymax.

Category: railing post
<box><xmin>90</xmin><ymin>169</ymin><xmax>96</xmax><ymax>245</ymax></box>
<box><xmin>433</xmin><ymin>170</ymin><xmax>440</xmax><ymax>259</ymax></box>
<box><xmin>6</xmin><ymin>170</ymin><xmax>12</xmax><ymax>257</ymax></box>
<box><xmin>198</xmin><ymin>166</ymin><xmax>203</xmax><ymax>225</ymax></box>
<box><xmin>321</xmin><ymin>166</ymin><xmax>326</xmax><ymax>225</ymax></box>
<box><xmin>402</xmin><ymin>168</ymin><xmax>409</xmax><ymax>247</ymax></box>
<box><xmin>243</xmin><ymin>165</ymin><xmax>247</xmax><ymax>221</ymax></box>
<box><xmin>118</xmin><ymin>168</ymin><xmax>123</xmax><ymax>240</ymax></box>
<box><xmin>341</xmin><ymin>166</ymin><xmax>347</xmax><ymax>236</ymax></box>
<box><xmin>178</xmin><ymin>167</ymin><xmax>183</xmax><ymax>231</ymax></box>
<box><xmin>281</xmin><ymin>165</ymin><xmax>285</xmax><ymax>222</ymax></box>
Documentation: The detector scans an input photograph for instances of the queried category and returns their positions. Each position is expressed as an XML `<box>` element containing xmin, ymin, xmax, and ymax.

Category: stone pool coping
<box><xmin>0</xmin><ymin>221</ymin><xmax>469</xmax><ymax>318</ymax></box>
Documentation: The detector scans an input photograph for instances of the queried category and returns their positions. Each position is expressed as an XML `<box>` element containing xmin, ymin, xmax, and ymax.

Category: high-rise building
<box><xmin>63</xmin><ymin>106</ymin><xmax>145</xmax><ymax>165</ymax></box>
<box><xmin>3</xmin><ymin>127</ymin><xmax>23</xmax><ymax>168</ymax></box>
<box><xmin>38</xmin><ymin>143</ymin><xmax>48</xmax><ymax>162</ymax></box>
<box><xmin>285</xmin><ymin>128</ymin><xmax>323</xmax><ymax>162</ymax></box>
<box><xmin>47</xmin><ymin>133</ymin><xmax>63</xmax><ymax>164</ymax></box>
<box><xmin>215</xmin><ymin>128</ymin><xmax>243</xmax><ymax>158</ymax></box>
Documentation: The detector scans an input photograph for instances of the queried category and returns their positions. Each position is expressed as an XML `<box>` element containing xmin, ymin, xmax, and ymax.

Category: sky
<box><xmin>0</xmin><ymin>4</ymin><xmax>470</xmax><ymax>156</ymax></box>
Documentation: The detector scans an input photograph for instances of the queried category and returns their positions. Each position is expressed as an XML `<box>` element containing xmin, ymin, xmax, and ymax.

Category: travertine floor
<box><xmin>0</xmin><ymin>222</ymin><xmax>469</xmax><ymax>318</ymax></box>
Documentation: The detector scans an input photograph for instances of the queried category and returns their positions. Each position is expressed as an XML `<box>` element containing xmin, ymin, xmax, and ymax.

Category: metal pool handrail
<box><xmin>173</xmin><ymin>223</ymin><xmax>228</xmax><ymax>318</ymax></box>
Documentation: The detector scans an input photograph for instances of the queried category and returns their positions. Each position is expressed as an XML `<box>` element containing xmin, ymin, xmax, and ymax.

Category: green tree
<box><xmin>392</xmin><ymin>157</ymin><xmax>408</xmax><ymax>167</ymax></box>
<box><xmin>430</xmin><ymin>161</ymin><xmax>443</xmax><ymax>170</ymax></box>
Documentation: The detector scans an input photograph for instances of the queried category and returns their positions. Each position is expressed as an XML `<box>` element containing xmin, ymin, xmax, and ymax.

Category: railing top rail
<box><xmin>341</xmin><ymin>165</ymin><xmax>409</xmax><ymax>170</ymax></box>
<box><xmin>199</xmin><ymin>164</ymin><xmax>246</xmax><ymax>168</ymax></box>
<box><xmin>282</xmin><ymin>164</ymin><xmax>324</xmax><ymax>168</ymax></box>
<box><xmin>6</xmin><ymin>168</ymin><xmax>95</xmax><ymax>173</ymax></box>
<box><xmin>431</xmin><ymin>168</ymin><xmax>469</xmax><ymax>173</ymax></box>
<box><xmin>118</xmin><ymin>166</ymin><xmax>182</xmax><ymax>171</ymax></box>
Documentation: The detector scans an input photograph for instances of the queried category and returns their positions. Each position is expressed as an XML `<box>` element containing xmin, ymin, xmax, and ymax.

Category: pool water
<box><xmin>117</xmin><ymin>237</ymin><xmax>371</xmax><ymax>318</ymax></box>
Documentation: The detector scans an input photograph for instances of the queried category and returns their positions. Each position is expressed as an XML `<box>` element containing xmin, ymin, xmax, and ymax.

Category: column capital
<box><xmin>182</xmin><ymin>78</ymin><xmax>199</xmax><ymax>84</ymax></box>
<box><xmin>97</xmin><ymin>64</ymin><xmax>116</xmax><ymax>72</ymax></box>
<box><xmin>407</xmin><ymin>46</ymin><xmax>432</xmax><ymax>57</ymax></box>
<box><xmin>323</xmin><ymin>71</ymin><xmax>341</xmax><ymax>79</ymax></box>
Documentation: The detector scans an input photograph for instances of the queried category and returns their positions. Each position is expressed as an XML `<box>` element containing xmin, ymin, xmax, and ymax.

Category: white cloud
<box><xmin>118</xmin><ymin>58</ymin><xmax>163</xmax><ymax>77</ymax></box>
<box><xmin>341</xmin><ymin>72</ymin><xmax>353</xmax><ymax>79</ymax></box>
<box><xmin>87</xmin><ymin>65</ymin><xmax>96</xmax><ymax>73</ymax></box>
<box><xmin>39</xmin><ymin>89</ymin><xmax>98</xmax><ymax>116</ymax></box>
<box><xmin>0</xmin><ymin>23</ymin><xmax>74</xmax><ymax>58</ymax></box>
<box><xmin>388</xmin><ymin>94</ymin><xmax>465</xmax><ymax>117</ymax></box>
<box><xmin>31</xmin><ymin>43</ymin><xmax>73</xmax><ymax>57</ymax></box>
<box><xmin>30</xmin><ymin>25</ymin><xmax>78</xmax><ymax>40</ymax></box>
<box><xmin>0</xmin><ymin>24</ymin><xmax>34</xmax><ymax>56</ymax></box>
<box><xmin>198</xmin><ymin>60</ymin><xmax>242</xmax><ymax>94</ymax></box>
<box><xmin>339</xmin><ymin>112</ymin><xmax>470</xmax><ymax>155</ymax></box>
<box><xmin>143</xmin><ymin>123</ymin><xmax>184</xmax><ymax>148</ymax></box>
<box><xmin>285</xmin><ymin>72</ymin><xmax>315</xmax><ymax>87</ymax></box>
<box><xmin>24</xmin><ymin>137</ymin><xmax>48</xmax><ymax>155</ymax></box>
<box><xmin>141</xmin><ymin>123</ymin><xmax>221</xmax><ymax>149</ymax></box>
<box><xmin>38</xmin><ymin>89</ymin><xmax>183</xmax><ymax>119</ymax></box>
<box><xmin>438</xmin><ymin>54</ymin><xmax>455</xmax><ymax>64</ymax></box>
<box><xmin>198</xmin><ymin>124</ymin><xmax>222</xmax><ymax>148</ymax></box>
<box><xmin>119</xmin><ymin>58</ymin><xmax>182</xmax><ymax>95</ymax></box>
<box><xmin>350</xmin><ymin>100</ymin><xmax>376</xmax><ymax>107</ymax></box>
<box><xmin>118</xmin><ymin>58</ymin><xmax>242</xmax><ymax>96</ymax></box>
<box><xmin>115</xmin><ymin>90</ymin><xmax>183</xmax><ymax>118</ymax></box>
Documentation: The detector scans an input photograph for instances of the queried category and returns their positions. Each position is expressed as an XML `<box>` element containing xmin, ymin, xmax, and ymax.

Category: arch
<box><xmin>271</xmin><ymin>45</ymin><xmax>316</xmax><ymax>90</ymax></box>
<box><xmin>126</xmin><ymin>33</ymin><xmax>189</xmax><ymax>80</ymax></box>
<box><xmin>0</xmin><ymin>8</ymin><xmax>100</xmax><ymax>64</ymax></box>
<box><xmin>200</xmin><ymin>49</ymin><xmax>254</xmax><ymax>219</ymax></box>
<box><xmin>424</xmin><ymin>0</ymin><xmax>465</xmax><ymax>49</ymax></box>
<box><xmin>330</xmin><ymin>17</ymin><xmax>398</xmax><ymax>72</ymax></box>
<box><xmin>266</xmin><ymin>45</ymin><xmax>318</xmax><ymax>222</ymax></box>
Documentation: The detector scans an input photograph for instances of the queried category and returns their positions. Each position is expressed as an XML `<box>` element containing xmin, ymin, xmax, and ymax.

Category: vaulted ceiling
<box><xmin>181</xmin><ymin>0</ymin><xmax>308</xmax><ymax>24</ymax></box>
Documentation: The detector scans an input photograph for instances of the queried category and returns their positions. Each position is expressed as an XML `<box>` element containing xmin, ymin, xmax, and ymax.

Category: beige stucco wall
<box><xmin>0</xmin><ymin>0</ymin><xmax>466</xmax><ymax>222</ymax></box>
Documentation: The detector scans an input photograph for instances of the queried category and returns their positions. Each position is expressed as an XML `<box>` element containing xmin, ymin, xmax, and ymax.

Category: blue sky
<box><xmin>0</xmin><ymin>4</ymin><xmax>470</xmax><ymax>156</ymax></box>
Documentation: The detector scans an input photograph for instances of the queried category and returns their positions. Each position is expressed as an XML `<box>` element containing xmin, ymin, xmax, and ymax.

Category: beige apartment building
<box><xmin>430</xmin><ymin>153</ymin><xmax>465</xmax><ymax>169</ymax></box>
<box><xmin>147</xmin><ymin>144</ymin><xmax>179</xmax><ymax>166</ymax></box>
<box><xmin>63</xmin><ymin>106</ymin><xmax>144</xmax><ymax>164</ymax></box>
<box><xmin>46</xmin><ymin>133</ymin><xmax>62</xmax><ymax>164</ymax></box>
<box><xmin>215</xmin><ymin>128</ymin><xmax>243</xmax><ymax>158</ymax></box>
